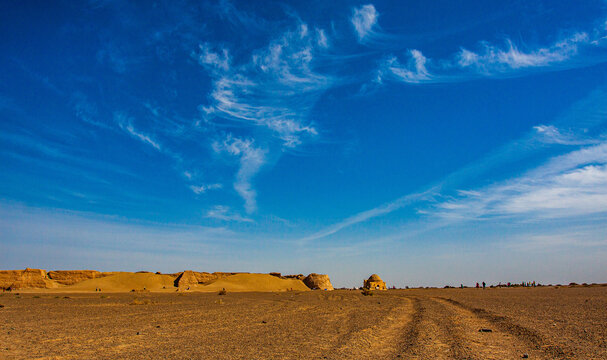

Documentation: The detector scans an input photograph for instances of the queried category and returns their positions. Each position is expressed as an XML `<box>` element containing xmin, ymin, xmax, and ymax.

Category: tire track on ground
<box><xmin>438</xmin><ymin>297</ymin><xmax>571</xmax><ymax>359</ymax></box>
<box><xmin>332</xmin><ymin>297</ymin><xmax>415</xmax><ymax>359</ymax></box>
<box><xmin>396</xmin><ymin>297</ymin><xmax>474</xmax><ymax>360</ymax></box>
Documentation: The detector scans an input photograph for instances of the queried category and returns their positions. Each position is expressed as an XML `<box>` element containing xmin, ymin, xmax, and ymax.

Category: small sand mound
<box><xmin>64</xmin><ymin>272</ymin><xmax>176</xmax><ymax>292</ymax></box>
<box><xmin>198</xmin><ymin>273</ymin><xmax>310</xmax><ymax>292</ymax></box>
<box><xmin>303</xmin><ymin>273</ymin><xmax>334</xmax><ymax>290</ymax></box>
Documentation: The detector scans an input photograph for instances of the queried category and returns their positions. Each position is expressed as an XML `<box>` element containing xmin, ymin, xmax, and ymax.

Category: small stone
<box><xmin>261</xmin><ymin>320</ymin><xmax>267</xmax><ymax>324</ymax></box>
<box><xmin>522</xmin><ymin>354</ymin><xmax>529</xmax><ymax>358</ymax></box>
<box><xmin>479</xmin><ymin>328</ymin><xmax>493</xmax><ymax>332</ymax></box>
<box><xmin>156</xmin><ymin>325</ymin><xmax>161</xmax><ymax>328</ymax></box>
<box><xmin>136</xmin><ymin>331</ymin><xmax>140</xmax><ymax>335</ymax></box>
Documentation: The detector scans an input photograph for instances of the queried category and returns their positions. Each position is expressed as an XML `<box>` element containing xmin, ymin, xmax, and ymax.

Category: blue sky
<box><xmin>1</xmin><ymin>0</ymin><xmax>607</xmax><ymax>287</ymax></box>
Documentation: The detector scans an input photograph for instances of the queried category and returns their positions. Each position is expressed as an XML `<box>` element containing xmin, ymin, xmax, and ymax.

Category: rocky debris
<box><xmin>0</xmin><ymin>268</ymin><xmax>57</xmax><ymax>289</ymax></box>
<box><xmin>284</xmin><ymin>274</ymin><xmax>305</xmax><ymax>280</ymax></box>
<box><xmin>479</xmin><ymin>328</ymin><xmax>493</xmax><ymax>332</ymax></box>
<box><xmin>303</xmin><ymin>273</ymin><xmax>334</xmax><ymax>290</ymax></box>
<box><xmin>194</xmin><ymin>272</ymin><xmax>222</xmax><ymax>284</ymax></box>
<box><xmin>173</xmin><ymin>271</ymin><xmax>241</xmax><ymax>287</ymax></box>
<box><xmin>47</xmin><ymin>270</ymin><xmax>107</xmax><ymax>285</ymax></box>
<box><xmin>269</xmin><ymin>272</ymin><xmax>306</xmax><ymax>280</ymax></box>
<box><xmin>522</xmin><ymin>354</ymin><xmax>529</xmax><ymax>358</ymax></box>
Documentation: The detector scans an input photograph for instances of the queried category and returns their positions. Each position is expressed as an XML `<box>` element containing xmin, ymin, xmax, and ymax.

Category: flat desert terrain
<box><xmin>1</xmin><ymin>286</ymin><xmax>606</xmax><ymax>359</ymax></box>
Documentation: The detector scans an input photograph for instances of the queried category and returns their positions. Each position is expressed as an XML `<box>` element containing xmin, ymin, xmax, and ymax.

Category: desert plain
<box><xmin>1</xmin><ymin>279</ymin><xmax>606</xmax><ymax>359</ymax></box>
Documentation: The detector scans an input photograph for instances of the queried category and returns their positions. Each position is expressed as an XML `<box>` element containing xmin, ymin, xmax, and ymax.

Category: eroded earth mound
<box><xmin>47</xmin><ymin>270</ymin><xmax>108</xmax><ymax>285</ymax></box>
<box><xmin>303</xmin><ymin>273</ymin><xmax>334</xmax><ymax>290</ymax></box>
<box><xmin>0</xmin><ymin>268</ymin><xmax>334</xmax><ymax>292</ymax></box>
<box><xmin>0</xmin><ymin>268</ymin><xmax>57</xmax><ymax>289</ymax></box>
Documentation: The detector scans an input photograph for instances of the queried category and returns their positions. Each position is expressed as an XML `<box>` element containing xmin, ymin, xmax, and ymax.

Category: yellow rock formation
<box><xmin>47</xmin><ymin>270</ymin><xmax>108</xmax><ymax>285</ymax></box>
<box><xmin>303</xmin><ymin>273</ymin><xmax>334</xmax><ymax>290</ymax></box>
<box><xmin>363</xmin><ymin>274</ymin><xmax>387</xmax><ymax>290</ymax></box>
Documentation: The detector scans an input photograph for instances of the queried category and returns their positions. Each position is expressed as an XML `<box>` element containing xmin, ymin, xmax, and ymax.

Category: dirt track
<box><xmin>1</xmin><ymin>286</ymin><xmax>605</xmax><ymax>359</ymax></box>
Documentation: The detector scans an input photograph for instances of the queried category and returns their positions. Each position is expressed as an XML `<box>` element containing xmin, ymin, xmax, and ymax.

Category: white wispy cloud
<box><xmin>351</xmin><ymin>4</ymin><xmax>378</xmax><ymax>41</ymax></box>
<box><xmin>457</xmin><ymin>32</ymin><xmax>589</xmax><ymax>72</ymax></box>
<box><xmin>436</xmin><ymin>142</ymin><xmax>607</xmax><ymax>220</ymax></box>
<box><xmin>198</xmin><ymin>22</ymin><xmax>333</xmax><ymax>148</ymax></box>
<box><xmin>115</xmin><ymin>112</ymin><xmax>162</xmax><ymax>150</ymax></box>
<box><xmin>71</xmin><ymin>93</ymin><xmax>112</xmax><ymax>130</ymax></box>
<box><xmin>298</xmin><ymin>189</ymin><xmax>437</xmax><ymax>243</ymax></box>
<box><xmin>298</xmin><ymin>89</ymin><xmax>607</xmax><ymax>241</ymax></box>
<box><xmin>213</xmin><ymin>135</ymin><xmax>266</xmax><ymax>213</ymax></box>
<box><xmin>533</xmin><ymin>125</ymin><xmax>600</xmax><ymax>145</ymax></box>
<box><xmin>380</xmin><ymin>49</ymin><xmax>432</xmax><ymax>83</ymax></box>
<box><xmin>206</xmin><ymin>205</ymin><xmax>253</xmax><ymax>222</ymax></box>
<box><xmin>378</xmin><ymin>29</ymin><xmax>605</xmax><ymax>85</ymax></box>
<box><xmin>316</xmin><ymin>28</ymin><xmax>328</xmax><ymax>48</ymax></box>
<box><xmin>190</xmin><ymin>183</ymin><xmax>223</xmax><ymax>194</ymax></box>
<box><xmin>197</xmin><ymin>43</ymin><xmax>230</xmax><ymax>72</ymax></box>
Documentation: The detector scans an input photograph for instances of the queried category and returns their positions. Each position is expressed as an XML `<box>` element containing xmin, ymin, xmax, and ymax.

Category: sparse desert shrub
<box><xmin>569</xmin><ymin>282</ymin><xmax>578</xmax><ymax>286</ymax></box>
<box><xmin>33</xmin><ymin>296</ymin><xmax>40</xmax><ymax>298</ymax></box>
<box><xmin>63</xmin><ymin>296</ymin><xmax>71</xmax><ymax>299</ymax></box>
<box><xmin>100</xmin><ymin>295</ymin><xmax>108</xmax><ymax>299</ymax></box>
<box><xmin>218</xmin><ymin>288</ymin><xmax>227</xmax><ymax>295</ymax></box>
<box><xmin>361</xmin><ymin>288</ymin><xmax>373</xmax><ymax>296</ymax></box>
<box><xmin>129</xmin><ymin>298</ymin><xmax>151</xmax><ymax>305</ymax></box>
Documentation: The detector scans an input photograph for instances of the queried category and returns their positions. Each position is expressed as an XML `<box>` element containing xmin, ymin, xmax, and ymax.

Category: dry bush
<box><xmin>361</xmin><ymin>288</ymin><xmax>373</xmax><ymax>296</ymax></box>
<box><xmin>218</xmin><ymin>288</ymin><xmax>227</xmax><ymax>295</ymax></box>
<box><xmin>129</xmin><ymin>298</ymin><xmax>151</xmax><ymax>305</ymax></box>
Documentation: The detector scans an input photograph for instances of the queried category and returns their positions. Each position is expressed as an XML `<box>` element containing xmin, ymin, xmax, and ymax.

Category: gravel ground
<box><xmin>0</xmin><ymin>286</ymin><xmax>605</xmax><ymax>359</ymax></box>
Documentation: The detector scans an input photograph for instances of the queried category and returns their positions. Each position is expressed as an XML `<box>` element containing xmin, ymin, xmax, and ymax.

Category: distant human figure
<box><xmin>482</xmin><ymin>281</ymin><xmax>486</xmax><ymax>289</ymax></box>
<box><xmin>476</xmin><ymin>282</ymin><xmax>479</xmax><ymax>288</ymax></box>
<box><xmin>460</xmin><ymin>284</ymin><xmax>463</xmax><ymax>289</ymax></box>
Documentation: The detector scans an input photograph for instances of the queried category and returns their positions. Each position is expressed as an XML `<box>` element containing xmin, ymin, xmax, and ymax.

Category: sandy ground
<box><xmin>1</xmin><ymin>286</ymin><xmax>606</xmax><ymax>359</ymax></box>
